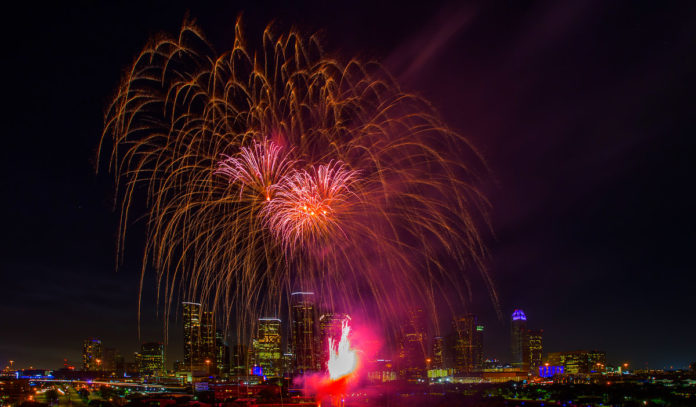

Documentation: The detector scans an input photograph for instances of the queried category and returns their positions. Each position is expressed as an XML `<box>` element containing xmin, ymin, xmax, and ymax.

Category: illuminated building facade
<box><xmin>182</xmin><ymin>302</ymin><xmax>216</xmax><ymax>371</ymax></box>
<box><xmin>511</xmin><ymin>309</ymin><xmax>529</xmax><ymax>371</ymax></box>
<box><xmin>318</xmin><ymin>312</ymin><xmax>349</xmax><ymax>370</ymax></box>
<box><xmin>528</xmin><ymin>329</ymin><xmax>543</xmax><ymax>371</ymax></box>
<box><xmin>452</xmin><ymin>314</ymin><xmax>484</xmax><ymax>374</ymax></box>
<box><xmin>367</xmin><ymin>359</ymin><xmax>398</xmax><ymax>383</ymax></box>
<box><xmin>399</xmin><ymin>308</ymin><xmax>427</xmax><ymax>381</ymax></box>
<box><xmin>539</xmin><ymin>365</ymin><xmax>564</xmax><ymax>377</ymax></box>
<box><xmin>547</xmin><ymin>350</ymin><xmax>606</xmax><ymax>374</ymax></box>
<box><xmin>140</xmin><ymin>342</ymin><xmax>165</xmax><ymax>375</ymax></box>
<box><xmin>282</xmin><ymin>352</ymin><xmax>294</xmax><ymax>376</ymax></box>
<box><xmin>183</xmin><ymin>302</ymin><xmax>200</xmax><ymax>369</ymax></box>
<box><xmin>200</xmin><ymin>310</ymin><xmax>215</xmax><ymax>367</ymax></box>
<box><xmin>475</xmin><ymin>324</ymin><xmax>485</xmax><ymax>368</ymax></box>
<box><xmin>291</xmin><ymin>292</ymin><xmax>317</xmax><ymax>373</ymax></box>
<box><xmin>431</xmin><ymin>336</ymin><xmax>444</xmax><ymax>369</ymax></box>
<box><xmin>587</xmin><ymin>350</ymin><xmax>607</xmax><ymax>373</ymax></box>
<box><xmin>215</xmin><ymin>330</ymin><xmax>230</xmax><ymax>375</ymax></box>
<box><xmin>82</xmin><ymin>338</ymin><xmax>102</xmax><ymax>371</ymax></box>
<box><xmin>254</xmin><ymin>318</ymin><xmax>282</xmax><ymax>377</ymax></box>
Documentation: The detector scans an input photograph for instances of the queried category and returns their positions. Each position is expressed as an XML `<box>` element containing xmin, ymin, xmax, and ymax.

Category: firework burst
<box><xmin>260</xmin><ymin>161</ymin><xmax>360</xmax><ymax>251</ymax></box>
<box><xmin>216</xmin><ymin>139</ymin><xmax>294</xmax><ymax>202</ymax></box>
<box><xmin>100</xmin><ymin>17</ymin><xmax>497</xmax><ymax>341</ymax></box>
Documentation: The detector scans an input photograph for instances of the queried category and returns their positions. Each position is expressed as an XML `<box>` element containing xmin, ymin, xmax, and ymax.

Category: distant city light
<box><xmin>512</xmin><ymin>309</ymin><xmax>527</xmax><ymax>321</ymax></box>
<box><xmin>539</xmin><ymin>365</ymin><xmax>564</xmax><ymax>377</ymax></box>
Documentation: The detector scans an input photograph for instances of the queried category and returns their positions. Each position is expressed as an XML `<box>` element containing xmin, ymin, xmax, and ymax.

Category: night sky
<box><xmin>2</xmin><ymin>1</ymin><xmax>695</xmax><ymax>371</ymax></box>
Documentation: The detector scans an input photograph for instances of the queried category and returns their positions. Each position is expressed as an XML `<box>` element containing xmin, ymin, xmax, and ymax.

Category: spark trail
<box><xmin>100</xmin><ymin>17</ymin><xmax>497</xmax><ymax>342</ymax></box>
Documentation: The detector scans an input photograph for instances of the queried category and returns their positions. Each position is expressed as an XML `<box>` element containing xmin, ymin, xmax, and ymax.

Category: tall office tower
<box><xmin>291</xmin><ymin>292</ymin><xmax>317</xmax><ymax>372</ymax></box>
<box><xmin>183</xmin><ymin>302</ymin><xmax>201</xmax><ymax>369</ymax></box>
<box><xmin>201</xmin><ymin>310</ymin><xmax>216</xmax><ymax>365</ymax></box>
<box><xmin>183</xmin><ymin>302</ymin><xmax>216</xmax><ymax>371</ymax></box>
<box><xmin>399</xmin><ymin>308</ymin><xmax>427</xmax><ymax>382</ymax></box>
<box><xmin>82</xmin><ymin>338</ymin><xmax>103</xmax><ymax>371</ymax></box>
<box><xmin>431</xmin><ymin>336</ymin><xmax>445</xmax><ymax>369</ymax></box>
<box><xmin>452</xmin><ymin>314</ymin><xmax>484</xmax><ymax>374</ymax></box>
<box><xmin>527</xmin><ymin>329</ymin><xmax>543</xmax><ymax>371</ymax></box>
<box><xmin>101</xmin><ymin>348</ymin><xmax>119</xmax><ymax>373</ymax></box>
<box><xmin>232</xmin><ymin>344</ymin><xmax>249</xmax><ymax>376</ymax></box>
<box><xmin>282</xmin><ymin>351</ymin><xmax>295</xmax><ymax>376</ymax></box>
<box><xmin>511</xmin><ymin>309</ymin><xmax>529</xmax><ymax>371</ymax></box>
<box><xmin>140</xmin><ymin>342</ymin><xmax>165</xmax><ymax>375</ymax></box>
<box><xmin>254</xmin><ymin>318</ymin><xmax>282</xmax><ymax>377</ymax></box>
<box><xmin>318</xmin><ymin>312</ymin><xmax>349</xmax><ymax>370</ymax></box>
<box><xmin>474</xmin><ymin>323</ymin><xmax>484</xmax><ymax>368</ymax></box>
<box><xmin>215</xmin><ymin>330</ymin><xmax>230</xmax><ymax>375</ymax></box>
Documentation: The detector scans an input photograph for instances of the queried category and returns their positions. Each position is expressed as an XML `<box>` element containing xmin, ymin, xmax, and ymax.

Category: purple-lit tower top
<box><xmin>512</xmin><ymin>309</ymin><xmax>527</xmax><ymax>321</ymax></box>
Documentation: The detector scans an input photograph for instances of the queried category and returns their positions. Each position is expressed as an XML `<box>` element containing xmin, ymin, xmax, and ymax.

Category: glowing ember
<box><xmin>327</xmin><ymin>319</ymin><xmax>357</xmax><ymax>380</ymax></box>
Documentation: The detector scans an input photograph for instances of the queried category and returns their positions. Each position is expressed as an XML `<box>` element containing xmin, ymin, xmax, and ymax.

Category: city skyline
<box><xmin>0</xmin><ymin>305</ymin><xmax>673</xmax><ymax>375</ymax></box>
<box><xmin>2</xmin><ymin>0</ymin><xmax>695</xmax><ymax>373</ymax></box>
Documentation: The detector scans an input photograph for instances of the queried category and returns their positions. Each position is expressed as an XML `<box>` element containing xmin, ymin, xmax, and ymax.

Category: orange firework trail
<box><xmin>99</xmin><ymin>17</ymin><xmax>498</xmax><ymax>340</ymax></box>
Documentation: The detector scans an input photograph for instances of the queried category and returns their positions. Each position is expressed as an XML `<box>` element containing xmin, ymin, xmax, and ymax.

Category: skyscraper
<box><xmin>318</xmin><ymin>312</ymin><xmax>349</xmax><ymax>370</ymax></box>
<box><xmin>291</xmin><ymin>292</ymin><xmax>317</xmax><ymax>372</ymax></box>
<box><xmin>511</xmin><ymin>309</ymin><xmax>529</xmax><ymax>371</ymax></box>
<box><xmin>528</xmin><ymin>329</ymin><xmax>543</xmax><ymax>372</ymax></box>
<box><xmin>399</xmin><ymin>308</ymin><xmax>427</xmax><ymax>382</ymax></box>
<box><xmin>452</xmin><ymin>314</ymin><xmax>484</xmax><ymax>374</ymax></box>
<box><xmin>101</xmin><ymin>347</ymin><xmax>119</xmax><ymax>373</ymax></box>
<box><xmin>140</xmin><ymin>342</ymin><xmax>165</xmax><ymax>375</ymax></box>
<box><xmin>183</xmin><ymin>302</ymin><xmax>201</xmax><ymax>370</ymax></box>
<box><xmin>232</xmin><ymin>344</ymin><xmax>249</xmax><ymax>376</ymax></box>
<box><xmin>215</xmin><ymin>329</ymin><xmax>230</xmax><ymax>375</ymax></box>
<box><xmin>183</xmin><ymin>301</ymin><xmax>216</xmax><ymax>371</ymax></box>
<box><xmin>254</xmin><ymin>318</ymin><xmax>282</xmax><ymax>377</ymax></box>
<box><xmin>82</xmin><ymin>338</ymin><xmax>102</xmax><ymax>371</ymax></box>
<box><xmin>474</xmin><ymin>323</ymin><xmax>484</xmax><ymax>368</ymax></box>
<box><xmin>200</xmin><ymin>310</ymin><xmax>216</xmax><ymax>367</ymax></box>
<box><xmin>431</xmin><ymin>336</ymin><xmax>444</xmax><ymax>369</ymax></box>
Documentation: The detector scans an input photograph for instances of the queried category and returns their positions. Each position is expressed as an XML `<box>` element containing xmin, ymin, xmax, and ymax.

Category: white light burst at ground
<box><xmin>327</xmin><ymin>319</ymin><xmax>358</xmax><ymax>381</ymax></box>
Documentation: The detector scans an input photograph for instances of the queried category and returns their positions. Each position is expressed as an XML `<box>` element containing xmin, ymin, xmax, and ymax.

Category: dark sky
<box><xmin>2</xmin><ymin>1</ymin><xmax>695</xmax><ymax>371</ymax></box>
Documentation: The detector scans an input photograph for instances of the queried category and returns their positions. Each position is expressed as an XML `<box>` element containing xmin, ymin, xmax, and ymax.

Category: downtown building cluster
<box><xmin>72</xmin><ymin>302</ymin><xmax>231</xmax><ymax>381</ymax></box>
<box><xmin>230</xmin><ymin>292</ymin><xmax>348</xmax><ymax>380</ymax></box>
<box><xmin>78</xmin><ymin>338</ymin><xmax>166</xmax><ymax>377</ymax></box>
<box><xmin>23</xmin><ymin>304</ymin><xmax>615</xmax><ymax>386</ymax></box>
<box><xmin>73</xmin><ymin>305</ymin><xmax>611</xmax><ymax>384</ymax></box>
<box><xmin>366</xmin><ymin>308</ymin><xmax>611</xmax><ymax>384</ymax></box>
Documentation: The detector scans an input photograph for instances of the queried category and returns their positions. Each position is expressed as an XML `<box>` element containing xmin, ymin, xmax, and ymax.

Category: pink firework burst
<box><xmin>262</xmin><ymin>161</ymin><xmax>360</xmax><ymax>250</ymax></box>
<box><xmin>216</xmin><ymin>139</ymin><xmax>294</xmax><ymax>201</ymax></box>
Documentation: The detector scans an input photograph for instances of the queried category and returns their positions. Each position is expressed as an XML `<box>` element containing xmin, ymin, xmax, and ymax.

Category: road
<box><xmin>34</xmin><ymin>385</ymin><xmax>87</xmax><ymax>407</ymax></box>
